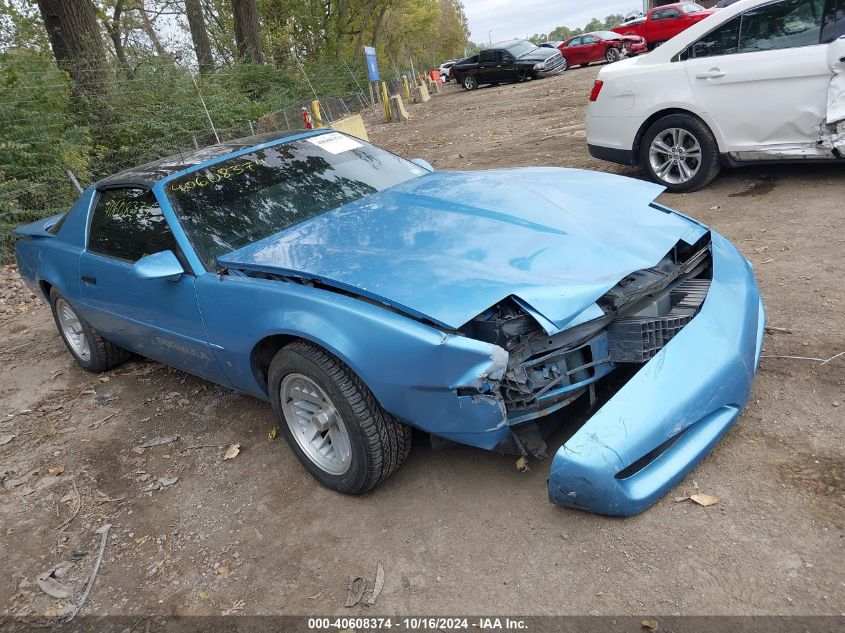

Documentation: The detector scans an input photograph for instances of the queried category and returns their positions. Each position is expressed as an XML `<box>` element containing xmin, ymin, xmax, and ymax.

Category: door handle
<box><xmin>696</xmin><ymin>69</ymin><xmax>726</xmax><ymax>79</ymax></box>
<box><xmin>81</xmin><ymin>275</ymin><xmax>96</xmax><ymax>285</ymax></box>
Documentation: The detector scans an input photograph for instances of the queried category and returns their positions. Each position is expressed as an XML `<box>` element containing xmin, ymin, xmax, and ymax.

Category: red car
<box><xmin>557</xmin><ymin>31</ymin><xmax>647</xmax><ymax>70</ymax></box>
<box><xmin>611</xmin><ymin>2</ymin><xmax>715</xmax><ymax>49</ymax></box>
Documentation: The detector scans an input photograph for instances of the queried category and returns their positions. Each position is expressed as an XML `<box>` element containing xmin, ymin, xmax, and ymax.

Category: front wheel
<box><xmin>462</xmin><ymin>74</ymin><xmax>478</xmax><ymax>90</ymax></box>
<box><xmin>269</xmin><ymin>340</ymin><xmax>412</xmax><ymax>494</ymax></box>
<box><xmin>606</xmin><ymin>47</ymin><xmax>620</xmax><ymax>63</ymax></box>
<box><xmin>639</xmin><ymin>114</ymin><xmax>721</xmax><ymax>193</ymax></box>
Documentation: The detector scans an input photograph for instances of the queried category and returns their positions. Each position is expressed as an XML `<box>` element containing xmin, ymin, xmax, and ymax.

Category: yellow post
<box><xmin>402</xmin><ymin>75</ymin><xmax>412</xmax><ymax>102</ymax></box>
<box><xmin>381</xmin><ymin>81</ymin><xmax>391</xmax><ymax>122</ymax></box>
<box><xmin>310</xmin><ymin>99</ymin><xmax>323</xmax><ymax>128</ymax></box>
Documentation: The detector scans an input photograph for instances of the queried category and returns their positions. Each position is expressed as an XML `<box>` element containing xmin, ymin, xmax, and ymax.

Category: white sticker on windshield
<box><xmin>307</xmin><ymin>132</ymin><xmax>363</xmax><ymax>155</ymax></box>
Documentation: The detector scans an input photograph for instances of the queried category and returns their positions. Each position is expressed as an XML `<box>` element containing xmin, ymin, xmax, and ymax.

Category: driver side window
<box><xmin>88</xmin><ymin>188</ymin><xmax>178</xmax><ymax>262</ymax></box>
<box><xmin>738</xmin><ymin>0</ymin><xmax>825</xmax><ymax>52</ymax></box>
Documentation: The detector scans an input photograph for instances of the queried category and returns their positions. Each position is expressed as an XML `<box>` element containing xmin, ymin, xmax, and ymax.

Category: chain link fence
<box><xmin>0</xmin><ymin>54</ymin><xmax>419</xmax><ymax>261</ymax></box>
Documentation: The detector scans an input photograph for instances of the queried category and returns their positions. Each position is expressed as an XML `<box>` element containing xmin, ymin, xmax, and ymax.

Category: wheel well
<box><xmin>251</xmin><ymin>334</ymin><xmax>299</xmax><ymax>394</ymax></box>
<box><xmin>633</xmin><ymin>109</ymin><xmax>717</xmax><ymax>160</ymax></box>
<box><xmin>38</xmin><ymin>279</ymin><xmax>53</xmax><ymax>302</ymax></box>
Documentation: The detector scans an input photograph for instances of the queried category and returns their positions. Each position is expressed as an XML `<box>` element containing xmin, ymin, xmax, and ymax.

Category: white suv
<box><xmin>587</xmin><ymin>0</ymin><xmax>845</xmax><ymax>192</ymax></box>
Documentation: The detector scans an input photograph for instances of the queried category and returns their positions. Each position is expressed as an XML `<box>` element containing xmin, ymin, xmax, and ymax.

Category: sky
<box><xmin>462</xmin><ymin>0</ymin><xmax>646</xmax><ymax>42</ymax></box>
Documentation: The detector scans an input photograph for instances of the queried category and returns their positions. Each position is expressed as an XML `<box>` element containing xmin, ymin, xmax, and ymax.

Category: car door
<box><xmin>651</xmin><ymin>7</ymin><xmax>683</xmax><ymax>41</ymax></box>
<box><xmin>79</xmin><ymin>187</ymin><xmax>227</xmax><ymax>381</ymax></box>
<box><xmin>498</xmin><ymin>50</ymin><xmax>520</xmax><ymax>81</ymax></box>
<box><xmin>684</xmin><ymin>0</ymin><xmax>832</xmax><ymax>155</ymax></box>
<box><xmin>478</xmin><ymin>49</ymin><xmax>501</xmax><ymax>83</ymax></box>
<box><xmin>563</xmin><ymin>37</ymin><xmax>585</xmax><ymax>64</ymax></box>
<box><xmin>580</xmin><ymin>35</ymin><xmax>603</xmax><ymax>62</ymax></box>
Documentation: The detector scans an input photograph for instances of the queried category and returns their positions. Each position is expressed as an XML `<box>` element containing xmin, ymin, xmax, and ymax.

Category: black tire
<box><xmin>49</xmin><ymin>288</ymin><xmax>130</xmax><ymax>373</ymax></box>
<box><xmin>639</xmin><ymin>113</ymin><xmax>721</xmax><ymax>193</ymax></box>
<box><xmin>606</xmin><ymin>47</ymin><xmax>620</xmax><ymax>63</ymax></box>
<box><xmin>462</xmin><ymin>74</ymin><xmax>478</xmax><ymax>90</ymax></box>
<box><xmin>269</xmin><ymin>340</ymin><xmax>412</xmax><ymax>495</ymax></box>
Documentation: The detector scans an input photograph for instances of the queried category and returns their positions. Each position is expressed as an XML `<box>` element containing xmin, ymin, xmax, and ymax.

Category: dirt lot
<box><xmin>1</xmin><ymin>65</ymin><xmax>843</xmax><ymax>620</ymax></box>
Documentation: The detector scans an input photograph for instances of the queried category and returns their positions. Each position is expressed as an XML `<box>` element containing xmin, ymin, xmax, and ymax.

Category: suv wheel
<box><xmin>462</xmin><ymin>75</ymin><xmax>478</xmax><ymax>90</ymax></box>
<box><xmin>269</xmin><ymin>340</ymin><xmax>412</xmax><ymax>494</ymax></box>
<box><xmin>639</xmin><ymin>113</ymin><xmax>721</xmax><ymax>193</ymax></box>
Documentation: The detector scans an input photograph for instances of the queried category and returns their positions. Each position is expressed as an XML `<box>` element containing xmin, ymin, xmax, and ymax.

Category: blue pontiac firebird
<box><xmin>14</xmin><ymin>130</ymin><xmax>765</xmax><ymax>516</ymax></box>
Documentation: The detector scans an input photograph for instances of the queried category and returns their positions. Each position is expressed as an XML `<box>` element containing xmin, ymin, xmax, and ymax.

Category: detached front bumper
<box><xmin>548</xmin><ymin>231</ymin><xmax>765</xmax><ymax>516</ymax></box>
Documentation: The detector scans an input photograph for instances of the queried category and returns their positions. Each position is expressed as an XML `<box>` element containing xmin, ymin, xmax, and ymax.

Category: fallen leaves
<box><xmin>36</xmin><ymin>573</ymin><xmax>73</xmax><ymax>599</ymax></box>
<box><xmin>676</xmin><ymin>492</ymin><xmax>719</xmax><ymax>507</ymax></box>
<box><xmin>141</xmin><ymin>435</ymin><xmax>178</xmax><ymax>448</ymax></box>
<box><xmin>641</xmin><ymin>619</ymin><xmax>659</xmax><ymax>630</ymax></box>
<box><xmin>221</xmin><ymin>599</ymin><xmax>245</xmax><ymax>615</ymax></box>
<box><xmin>515</xmin><ymin>456</ymin><xmax>529</xmax><ymax>473</ymax></box>
<box><xmin>215</xmin><ymin>565</ymin><xmax>230</xmax><ymax>576</ymax></box>
<box><xmin>48</xmin><ymin>465</ymin><xmax>65</xmax><ymax>477</ymax></box>
<box><xmin>690</xmin><ymin>493</ymin><xmax>719</xmax><ymax>507</ymax></box>
<box><xmin>223</xmin><ymin>443</ymin><xmax>240</xmax><ymax>461</ymax></box>
<box><xmin>141</xmin><ymin>476</ymin><xmax>178</xmax><ymax>492</ymax></box>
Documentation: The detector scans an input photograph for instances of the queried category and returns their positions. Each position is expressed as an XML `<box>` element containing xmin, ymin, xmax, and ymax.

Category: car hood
<box><xmin>218</xmin><ymin>168</ymin><xmax>707</xmax><ymax>332</ymax></box>
<box><xmin>518</xmin><ymin>47</ymin><xmax>561</xmax><ymax>62</ymax></box>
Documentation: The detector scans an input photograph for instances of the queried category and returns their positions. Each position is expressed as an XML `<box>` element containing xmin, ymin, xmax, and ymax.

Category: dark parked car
<box><xmin>450</xmin><ymin>40</ymin><xmax>566</xmax><ymax>90</ymax></box>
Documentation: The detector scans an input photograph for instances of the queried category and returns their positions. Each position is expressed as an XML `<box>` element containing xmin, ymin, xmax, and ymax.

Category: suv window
<box><xmin>692</xmin><ymin>16</ymin><xmax>741</xmax><ymax>56</ymax></box>
<box><xmin>88</xmin><ymin>188</ymin><xmax>177</xmax><ymax>262</ymax></box>
<box><xmin>739</xmin><ymin>0</ymin><xmax>825</xmax><ymax>52</ymax></box>
<box><xmin>479</xmin><ymin>50</ymin><xmax>497</xmax><ymax>63</ymax></box>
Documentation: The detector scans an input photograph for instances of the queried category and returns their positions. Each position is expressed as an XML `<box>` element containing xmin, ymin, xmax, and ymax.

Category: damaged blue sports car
<box><xmin>14</xmin><ymin>130</ymin><xmax>765</xmax><ymax>516</ymax></box>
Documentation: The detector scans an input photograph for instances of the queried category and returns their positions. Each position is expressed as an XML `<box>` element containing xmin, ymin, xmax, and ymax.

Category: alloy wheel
<box><xmin>648</xmin><ymin>127</ymin><xmax>702</xmax><ymax>185</ymax></box>
<box><xmin>55</xmin><ymin>298</ymin><xmax>91</xmax><ymax>362</ymax></box>
<box><xmin>280</xmin><ymin>373</ymin><xmax>352</xmax><ymax>475</ymax></box>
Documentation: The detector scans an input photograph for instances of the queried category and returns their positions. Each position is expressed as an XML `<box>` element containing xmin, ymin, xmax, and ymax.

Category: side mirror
<box><xmin>134</xmin><ymin>250</ymin><xmax>184</xmax><ymax>282</ymax></box>
<box><xmin>411</xmin><ymin>158</ymin><xmax>434</xmax><ymax>172</ymax></box>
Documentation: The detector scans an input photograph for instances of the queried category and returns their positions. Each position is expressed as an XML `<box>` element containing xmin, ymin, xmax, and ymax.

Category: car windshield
<box><xmin>505</xmin><ymin>41</ymin><xmax>538</xmax><ymax>57</ymax></box>
<box><xmin>165</xmin><ymin>134</ymin><xmax>424</xmax><ymax>269</ymax></box>
<box><xmin>595</xmin><ymin>31</ymin><xmax>622</xmax><ymax>40</ymax></box>
<box><xmin>682</xmin><ymin>3</ymin><xmax>705</xmax><ymax>12</ymax></box>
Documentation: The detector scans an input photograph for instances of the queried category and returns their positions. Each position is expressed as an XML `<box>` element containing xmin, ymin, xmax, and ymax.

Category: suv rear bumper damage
<box><xmin>547</xmin><ymin>231</ymin><xmax>765</xmax><ymax>516</ymax></box>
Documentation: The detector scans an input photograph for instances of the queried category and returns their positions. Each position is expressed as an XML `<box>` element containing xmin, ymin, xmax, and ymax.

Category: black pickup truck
<box><xmin>450</xmin><ymin>40</ymin><xmax>566</xmax><ymax>90</ymax></box>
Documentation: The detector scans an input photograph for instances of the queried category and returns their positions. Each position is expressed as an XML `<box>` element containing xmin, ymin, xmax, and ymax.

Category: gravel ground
<box><xmin>1</xmin><ymin>64</ymin><xmax>843</xmax><ymax>620</ymax></box>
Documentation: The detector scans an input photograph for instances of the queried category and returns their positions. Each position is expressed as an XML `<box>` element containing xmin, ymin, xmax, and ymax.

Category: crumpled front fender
<box><xmin>548</xmin><ymin>231</ymin><xmax>765</xmax><ymax>516</ymax></box>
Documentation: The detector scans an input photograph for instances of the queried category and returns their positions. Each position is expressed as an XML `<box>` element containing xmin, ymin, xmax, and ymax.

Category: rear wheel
<box><xmin>50</xmin><ymin>289</ymin><xmax>130</xmax><ymax>372</ymax></box>
<box><xmin>269</xmin><ymin>340</ymin><xmax>412</xmax><ymax>494</ymax></box>
<box><xmin>639</xmin><ymin>113</ymin><xmax>721</xmax><ymax>193</ymax></box>
<box><xmin>462</xmin><ymin>74</ymin><xmax>478</xmax><ymax>90</ymax></box>
<box><xmin>606</xmin><ymin>47</ymin><xmax>621</xmax><ymax>63</ymax></box>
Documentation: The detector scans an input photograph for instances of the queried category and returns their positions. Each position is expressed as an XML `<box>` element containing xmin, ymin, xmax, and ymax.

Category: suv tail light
<box><xmin>589</xmin><ymin>80</ymin><xmax>604</xmax><ymax>102</ymax></box>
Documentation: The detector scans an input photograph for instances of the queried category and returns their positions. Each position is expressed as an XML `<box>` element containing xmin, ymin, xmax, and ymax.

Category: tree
<box><xmin>36</xmin><ymin>0</ymin><xmax>107</xmax><ymax>97</ymax></box>
<box><xmin>231</xmin><ymin>0</ymin><xmax>263</xmax><ymax>63</ymax></box>
<box><xmin>135</xmin><ymin>0</ymin><xmax>167</xmax><ymax>57</ymax></box>
<box><xmin>185</xmin><ymin>0</ymin><xmax>214</xmax><ymax>72</ymax></box>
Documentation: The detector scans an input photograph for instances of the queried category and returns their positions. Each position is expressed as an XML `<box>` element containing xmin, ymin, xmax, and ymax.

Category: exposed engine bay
<box><xmin>460</xmin><ymin>234</ymin><xmax>713</xmax><ymax>456</ymax></box>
